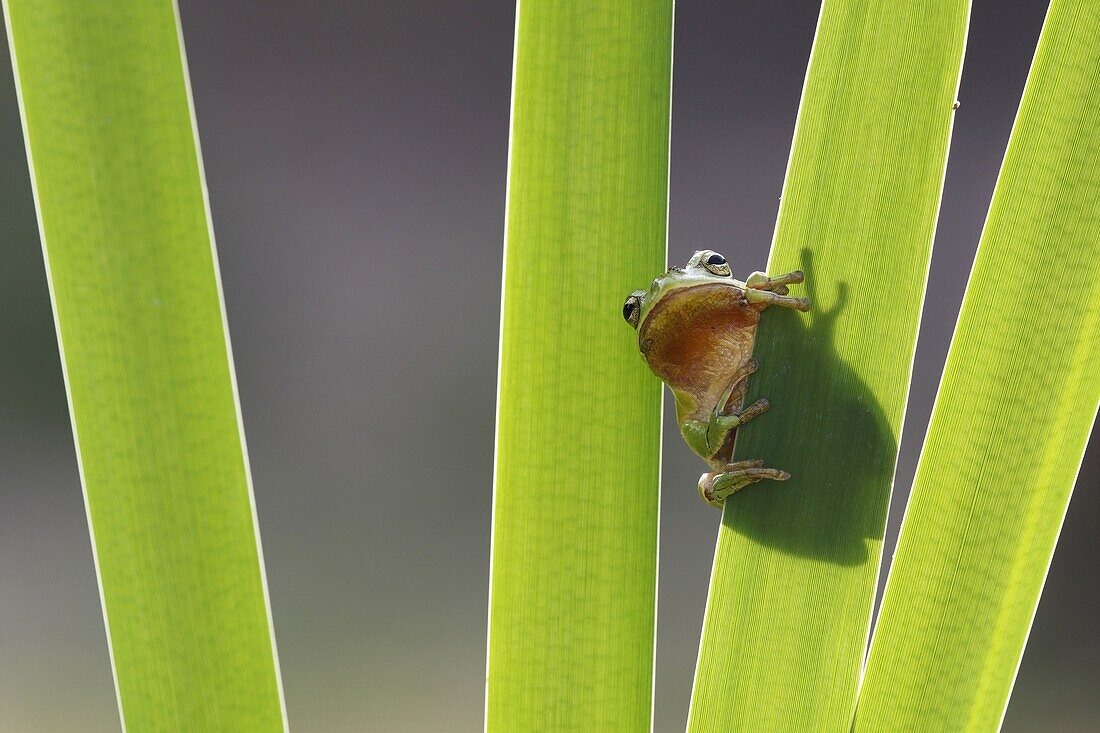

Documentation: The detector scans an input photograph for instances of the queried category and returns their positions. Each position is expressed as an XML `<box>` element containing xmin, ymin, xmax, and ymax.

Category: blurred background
<box><xmin>0</xmin><ymin>0</ymin><xmax>1095</xmax><ymax>730</ymax></box>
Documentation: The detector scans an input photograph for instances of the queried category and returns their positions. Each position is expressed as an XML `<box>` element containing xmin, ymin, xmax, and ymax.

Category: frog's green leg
<box><xmin>680</xmin><ymin>358</ymin><xmax>762</xmax><ymax>458</ymax></box>
<box><xmin>698</xmin><ymin>464</ymin><xmax>790</xmax><ymax>508</ymax></box>
<box><xmin>680</xmin><ymin>420</ymin><xmax>713</xmax><ymax>459</ymax></box>
<box><xmin>682</xmin><ymin>398</ymin><xmax>770</xmax><ymax>459</ymax></box>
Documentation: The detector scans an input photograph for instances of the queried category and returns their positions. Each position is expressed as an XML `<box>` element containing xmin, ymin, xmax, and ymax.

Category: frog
<box><xmin>622</xmin><ymin>250</ymin><xmax>811</xmax><ymax>508</ymax></box>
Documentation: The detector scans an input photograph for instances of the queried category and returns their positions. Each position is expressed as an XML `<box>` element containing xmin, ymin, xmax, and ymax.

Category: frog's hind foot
<box><xmin>698</xmin><ymin>462</ymin><xmax>790</xmax><ymax>509</ymax></box>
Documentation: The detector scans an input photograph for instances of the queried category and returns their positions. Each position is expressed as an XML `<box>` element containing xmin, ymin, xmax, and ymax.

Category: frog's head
<box><xmin>622</xmin><ymin>249</ymin><xmax>734</xmax><ymax>331</ymax></box>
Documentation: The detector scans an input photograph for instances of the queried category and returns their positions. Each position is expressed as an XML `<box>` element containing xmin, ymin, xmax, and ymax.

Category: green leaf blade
<box><xmin>3</xmin><ymin>1</ymin><xmax>285</xmax><ymax>729</ymax></box>
<box><xmin>688</xmin><ymin>2</ymin><xmax>970</xmax><ymax>731</ymax></box>
<box><xmin>485</xmin><ymin>1</ymin><xmax>672</xmax><ymax>730</ymax></box>
<box><xmin>854</xmin><ymin>2</ymin><xmax>1100</xmax><ymax>729</ymax></box>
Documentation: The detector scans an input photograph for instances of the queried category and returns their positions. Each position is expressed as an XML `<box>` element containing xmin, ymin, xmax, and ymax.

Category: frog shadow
<box><xmin>723</xmin><ymin>250</ymin><xmax>896</xmax><ymax>566</ymax></box>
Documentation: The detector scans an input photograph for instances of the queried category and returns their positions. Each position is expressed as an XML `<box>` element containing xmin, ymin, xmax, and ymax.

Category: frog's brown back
<box><xmin>638</xmin><ymin>281</ymin><xmax>756</xmax><ymax>387</ymax></box>
<box><xmin>638</xmin><ymin>282</ymin><xmax>759</xmax><ymax>414</ymax></box>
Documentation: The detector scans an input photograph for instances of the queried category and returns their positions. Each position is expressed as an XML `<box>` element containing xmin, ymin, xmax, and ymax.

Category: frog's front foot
<box><xmin>711</xmin><ymin>397</ymin><xmax>769</xmax><ymax>433</ymax></box>
<box><xmin>746</xmin><ymin>269</ymin><xmax>803</xmax><ymax>291</ymax></box>
<box><xmin>698</xmin><ymin>461</ymin><xmax>790</xmax><ymax>509</ymax></box>
<box><xmin>743</xmin><ymin>269</ymin><xmax>811</xmax><ymax>311</ymax></box>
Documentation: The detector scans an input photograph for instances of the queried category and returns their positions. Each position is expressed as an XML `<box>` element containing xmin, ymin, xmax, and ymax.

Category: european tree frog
<box><xmin>623</xmin><ymin>250</ymin><xmax>810</xmax><ymax>508</ymax></box>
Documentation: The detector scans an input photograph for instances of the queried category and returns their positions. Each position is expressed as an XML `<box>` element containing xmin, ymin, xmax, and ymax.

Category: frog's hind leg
<box><xmin>698</xmin><ymin>462</ymin><xmax>790</xmax><ymax>509</ymax></box>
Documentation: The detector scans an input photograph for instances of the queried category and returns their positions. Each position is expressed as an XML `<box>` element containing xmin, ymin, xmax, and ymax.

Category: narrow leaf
<box><xmin>688</xmin><ymin>2</ymin><xmax>969</xmax><ymax>730</ymax></box>
<box><xmin>485</xmin><ymin>1</ymin><xmax>672</xmax><ymax>730</ymax></box>
<box><xmin>854</xmin><ymin>1</ymin><xmax>1100</xmax><ymax>729</ymax></box>
<box><xmin>3</xmin><ymin>1</ymin><xmax>286</xmax><ymax>729</ymax></box>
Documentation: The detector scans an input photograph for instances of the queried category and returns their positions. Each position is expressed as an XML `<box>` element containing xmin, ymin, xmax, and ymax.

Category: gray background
<box><xmin>0</xmin><ymin>0</ymin><xmax>1095</xmax><ymax>730</ymax></box>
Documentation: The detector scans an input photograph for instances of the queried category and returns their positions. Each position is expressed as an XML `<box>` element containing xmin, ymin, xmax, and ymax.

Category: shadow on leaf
<box><xmin>723</xmin><ymin>249</ymin><xmax>896</xmax><ymax>566</ymax></box>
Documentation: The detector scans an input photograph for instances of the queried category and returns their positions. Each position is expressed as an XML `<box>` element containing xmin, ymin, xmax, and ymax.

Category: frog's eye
<box><xmin>623</xmin><ymin>292</ymin><xmax>644</xmax><ymax>328</ymax></box>
<box><xmin>703</xmin><ymin>252</ymin><xmax>732</xmax><ymax>277</ymax></box>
